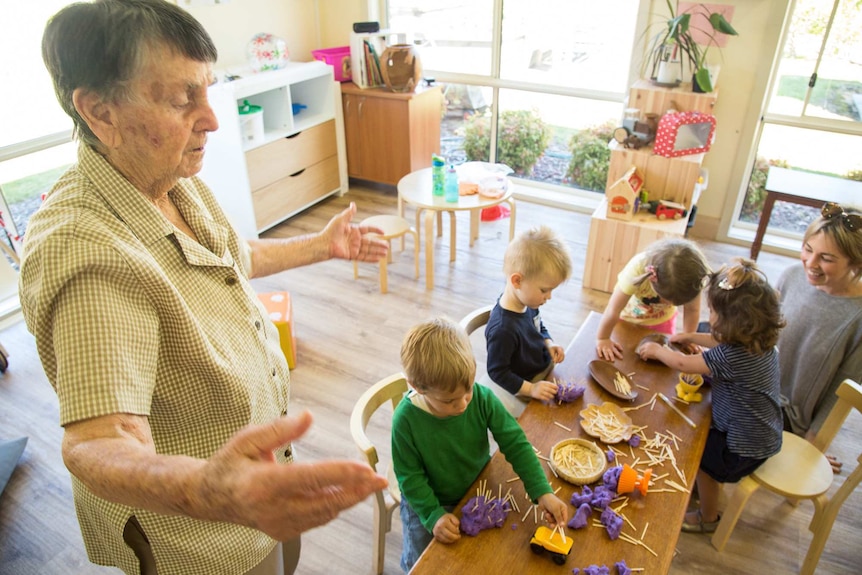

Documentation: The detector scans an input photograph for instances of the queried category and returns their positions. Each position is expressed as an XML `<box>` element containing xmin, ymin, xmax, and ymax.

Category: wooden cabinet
<box><xmin>201</xmin><ymin>61</ymin><xmax>347</xmax><ymax>238</ymax></box>
<box><xmin>341</xmin><ymin>83</ymin><xmax>442</xmax><ymax>186</ymax></box>
<box><xmin>583</xmin><ymin>199</ymin><xmax>690</xmax><ymax>293</ymax></box>
<box><xmin>583</xmin><ymin>81</ymin><xmax>716</xmax><ymax>293</ymax></box>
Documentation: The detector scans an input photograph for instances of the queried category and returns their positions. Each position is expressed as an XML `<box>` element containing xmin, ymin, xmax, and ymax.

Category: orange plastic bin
<box><xmin>257</xmin><ymin>291</ymin><xmax>297</xmax><ymax>369</ymax></box>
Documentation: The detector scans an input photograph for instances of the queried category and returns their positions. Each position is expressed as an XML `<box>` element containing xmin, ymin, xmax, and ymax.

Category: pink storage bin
<box><xmin>312</xmin><ymin>46</ymin><xmax>352</xmax><ymax>82</ymax></box>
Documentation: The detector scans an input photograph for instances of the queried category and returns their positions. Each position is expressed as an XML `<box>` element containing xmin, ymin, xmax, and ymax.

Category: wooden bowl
<box><xmin>579</xmin><ymin>402</ymin><xmax>635</xmax><ymax>444</ymax></box>
<box><xmin>549</xmin><ymin>438</ymin><xmax>607</xmax><ymax>485</ymax></box>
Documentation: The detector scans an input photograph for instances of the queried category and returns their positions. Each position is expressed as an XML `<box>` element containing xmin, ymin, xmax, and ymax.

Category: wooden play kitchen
<box><xmin>411</xmin><ymin>311</ymin><xmax>712</xmax><ymax>574</ymax></box>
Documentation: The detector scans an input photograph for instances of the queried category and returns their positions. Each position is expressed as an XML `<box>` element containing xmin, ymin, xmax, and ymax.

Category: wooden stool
<box><xmin>354</xmin><ymin>215</ymin><xmax>419</xmax><ymax>293</ymax></box>
<box><xmin>256</xmin><ymin>291</ymin><xmax>297</xmax><ymax>368</ymax></box>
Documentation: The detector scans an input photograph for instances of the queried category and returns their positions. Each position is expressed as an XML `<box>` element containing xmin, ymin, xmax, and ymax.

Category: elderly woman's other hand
<box><xmin>323</xmin><ymin>202</ymin><xmax>388</xmax><ymax>262</ymax></box>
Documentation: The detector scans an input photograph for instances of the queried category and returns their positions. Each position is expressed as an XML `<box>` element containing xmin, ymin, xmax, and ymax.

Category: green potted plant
<box><xmin>645</xmin><ymin>0</ymin><xmax>739</xmax><ymax>93</ymax></box>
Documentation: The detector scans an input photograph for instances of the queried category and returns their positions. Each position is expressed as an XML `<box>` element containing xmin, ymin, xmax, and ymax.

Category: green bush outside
<box><xmin>565</xmin><ymin>121</ymin><xmax>616</xmax><ymax>192</ymax></box>
<box><xmin>463</xmin><ymin>109</ymin><xmax>550</xmax><ymax>175</ymax></box>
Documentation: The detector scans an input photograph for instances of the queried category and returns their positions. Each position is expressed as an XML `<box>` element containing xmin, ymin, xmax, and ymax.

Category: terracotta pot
<box><xmin>380</xmin><ymin>44</ymin><xmax>422</xmax><ymax>93</ymax></box>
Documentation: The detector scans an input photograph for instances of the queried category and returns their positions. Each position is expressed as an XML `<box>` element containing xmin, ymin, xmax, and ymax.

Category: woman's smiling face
<box><xmin>801</xmin><ymin>231</ymin><xmax>859</xmax><ymax>295</ymax></box>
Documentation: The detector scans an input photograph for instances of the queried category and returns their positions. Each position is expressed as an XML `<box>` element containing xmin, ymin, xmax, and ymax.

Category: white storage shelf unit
<box><xmin>201</xmin><ymin>60</ymin><xmax>347</xmax><ymax>239</ymax></box>
<box><xmin>233</xmin><ymin>62</ymin><xmax>336</xmax><ymax>149</ymax></box>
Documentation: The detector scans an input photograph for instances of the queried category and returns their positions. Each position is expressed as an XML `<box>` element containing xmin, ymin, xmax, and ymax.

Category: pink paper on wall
<box><xmin>678</xmin><ymin>2</ymin><xmax>735</xmax><ymax>48</ymax></box>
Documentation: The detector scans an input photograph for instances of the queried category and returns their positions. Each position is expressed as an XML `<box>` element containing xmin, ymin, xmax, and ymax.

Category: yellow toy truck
<box><xmin>529</xmin><ymin>526</ymin><xmax>573</xmax><ymax>565</ymax></box>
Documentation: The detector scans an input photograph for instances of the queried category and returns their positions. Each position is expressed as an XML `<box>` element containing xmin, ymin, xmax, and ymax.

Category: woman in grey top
<box><xmin>775</xmin><ymin>202</ymin><xmax>862</xmax><ymax>473</ymax></box>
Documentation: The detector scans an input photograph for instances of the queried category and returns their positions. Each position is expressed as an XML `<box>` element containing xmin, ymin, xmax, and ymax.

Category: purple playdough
<box><xmin>460</xmin><ymin>495</ymin><xmax>511</xmax><ymax>536</ymax></box>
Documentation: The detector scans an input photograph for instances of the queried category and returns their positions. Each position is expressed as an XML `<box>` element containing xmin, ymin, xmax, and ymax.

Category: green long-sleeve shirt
<box><xmin>392</xmin><ymin>383</ymin><xmax>552</xmax><ymax>532</ymax></box>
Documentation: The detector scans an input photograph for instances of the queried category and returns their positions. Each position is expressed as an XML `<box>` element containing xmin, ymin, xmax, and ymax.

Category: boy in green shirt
<box><xmin>393</xmin><ymin>317</ymin><xmax>568</xmax><ymax>572</ymax></box>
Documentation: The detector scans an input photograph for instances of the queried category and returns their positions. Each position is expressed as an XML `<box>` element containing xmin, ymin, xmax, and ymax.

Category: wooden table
<box><xmin>411</xmin><ymin>312</ymin><xmax>712</xmax><ymax>574</ymax></box>
<box><xmin>750</xmin><ymin>167</ymin><xmax>862</xmax><ymax>260</ymax></box>
<box><xmin>397</xmin><ymin>167</ymin><xmax>516</xmax><ymax>289</ymax></box>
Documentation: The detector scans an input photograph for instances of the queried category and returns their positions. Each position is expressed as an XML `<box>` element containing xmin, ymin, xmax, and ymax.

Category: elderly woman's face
<box><xmin>801</xmin><ymin>231</ymin><xmax>857</xmax><ymax>295</ymax></box>
<box><xmin>109</xmin><ymin>46</ymin><xmax>217</xmax><ymax>192</ymax></box>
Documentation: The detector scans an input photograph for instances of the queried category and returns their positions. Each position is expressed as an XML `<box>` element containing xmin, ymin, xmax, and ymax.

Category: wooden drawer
<box><xmin>252</xmin><ymin>155</ymin><xmax>340</xmax><ymax>231</ymax></box>
<box><xmin>245</xmin><ymin>120</ymin><xmax>337</xmax><ymax>191</ymax></box>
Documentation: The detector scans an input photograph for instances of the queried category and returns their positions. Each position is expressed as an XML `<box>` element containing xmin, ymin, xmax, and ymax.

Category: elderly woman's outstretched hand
<box><xmin>323</xmin><ymin>202</ymin><xmax>389</xmax><ymax>262</ymax></box>
<box><xmin>202</xmin><ymin>411</ymin><xmax>388</xmax><ymax>542</ymax></box>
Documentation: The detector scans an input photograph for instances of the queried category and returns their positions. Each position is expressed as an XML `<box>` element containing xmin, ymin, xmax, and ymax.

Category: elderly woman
<box><xmin>776</xmin><ymin>202</ymin><xmax>862</xmax><ymax>473</ymax></box>
<box><xmin>20</xmin><ymin>2</ymin><xmax>388</xmax><ymax>574</ymax></box>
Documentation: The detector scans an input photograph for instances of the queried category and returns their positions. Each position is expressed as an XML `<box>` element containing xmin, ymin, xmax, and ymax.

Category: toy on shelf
<box><xmin>653</xmin><ymin>110</ymin><xmax>717</xmax><ymax>158</ymax></box>
<box><xmin>642</xmin><ymin>199</ymin><xmax>688</xmax><ymax>220</ymax></box>
<box><xmin>613</xmin><ymin>108</ymin><xmax>658</xmax><ymax>149</ymax></box>
<box><xmin>676</xmin><ymin>373</ymin><xmax>705</xmax><ymax>402</ymax></box>
<box><xmin>605</xmin><ymin>166</ymin><xmax>644</xmax><ymax>222</ymax></box>
<box><xmin>616</xmin><ymin>463</ymin><xmax>652</xmax><ymax>497</ymax></box>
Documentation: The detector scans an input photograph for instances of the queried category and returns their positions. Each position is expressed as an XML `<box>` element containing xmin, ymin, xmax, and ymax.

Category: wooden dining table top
<box><xmin>410</xmin><ymin>311</ymin><xmax>713</xmax><ymax>574</ymax></box>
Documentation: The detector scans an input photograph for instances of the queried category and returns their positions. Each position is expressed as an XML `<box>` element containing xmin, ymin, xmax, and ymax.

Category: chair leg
<box><xmin>410</xmin><ymin>229</ymin><xmax>419</xmax><ymax>279</ymax></box>
<box><xmin>379</xmin><ymin>254</ymin><xmax>388</xmax><ymax>294</ymax></box>
<box><xmin>353</xmin><ymin>259</ymin><xmax>359</xmax><ymax>279</ymax></box>
<box><xmin>711</xmin><ymin>475</ymin><xmax>760</xmax><ymax>551</ymax></box>
<box><xmin>371</xmin><ymin>493</ymin><xmax>395</xmax><ymax>575</ymax></box>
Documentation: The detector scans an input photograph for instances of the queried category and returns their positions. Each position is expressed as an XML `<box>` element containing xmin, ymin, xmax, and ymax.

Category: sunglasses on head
<box><xmin>821</xmin><ymin>202</ymin><xmax>862</xmax><ymax>232</ymax></box>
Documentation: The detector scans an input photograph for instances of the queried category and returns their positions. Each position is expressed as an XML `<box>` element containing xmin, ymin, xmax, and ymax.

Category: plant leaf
<box><xmin>708</xmin><ymin>13</ymin><xmax>739</xmax><ymax>36</ymax></box>
<box><xmin>694</xmin><ymin>68</ymin><xmax>713</xmax><ymax>92</ymax></box>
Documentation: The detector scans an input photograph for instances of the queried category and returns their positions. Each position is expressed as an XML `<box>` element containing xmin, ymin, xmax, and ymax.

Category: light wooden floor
<box><xmin>1</xmin><ymin>183</ymin><xmax>860</xmax><ymax>574</ymax></box>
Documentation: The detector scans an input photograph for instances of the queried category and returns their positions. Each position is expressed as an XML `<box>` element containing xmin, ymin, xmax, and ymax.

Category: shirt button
<box><xmin>283</xmin><ymin>445</ymin><xmax>292</xmax><ymax>458</ymax></box>
<box><xmin>255</xmin><ymin>320</ymin><xmax>261</xmax><ymax>330</ymax></box>
<box><xmin>225</xmin><ymin>276</ymin><xmax>237</xmax><ymax>286</ymax></box>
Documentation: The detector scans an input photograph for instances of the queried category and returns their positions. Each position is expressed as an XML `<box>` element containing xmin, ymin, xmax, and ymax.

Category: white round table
<box><xmin>397</xmin><ymin>167</ymin><xmax>516</xmax><ymax>289</ymax></box>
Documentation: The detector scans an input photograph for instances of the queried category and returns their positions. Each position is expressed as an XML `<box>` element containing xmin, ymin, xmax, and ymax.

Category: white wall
<box><xmin>181</xmin><ymin>0</ymin><xmax>320</xmax><ymax>71</ymax></box>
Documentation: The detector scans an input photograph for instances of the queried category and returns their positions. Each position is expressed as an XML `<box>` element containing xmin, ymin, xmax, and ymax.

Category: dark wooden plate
<box><xmin>588</xmin><ymin>360</ymin><xmax>638</xmax><ymax>401</ymax></box>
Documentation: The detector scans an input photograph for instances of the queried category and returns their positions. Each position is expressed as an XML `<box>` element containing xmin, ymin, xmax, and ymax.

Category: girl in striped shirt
<box><xmin>637</xmin><ymin>258</ymin><xmax>785</xmax><ymax>534</ymax></box>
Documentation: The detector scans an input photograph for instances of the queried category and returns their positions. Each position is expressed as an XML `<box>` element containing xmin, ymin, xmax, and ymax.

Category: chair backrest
<box><xmin>459</xmin><ymin>304</ymin><xmax>493</xmax><ymax>336</ymax></box>
<box><xmin>350</xmin><ymin>373</ymin><xmax>408</xmax><ymax>472</ymax></box>
<box><xmin>812</xmin><ymin>378</ymin><xmax>862</xmax><ymax>453</ymax></box>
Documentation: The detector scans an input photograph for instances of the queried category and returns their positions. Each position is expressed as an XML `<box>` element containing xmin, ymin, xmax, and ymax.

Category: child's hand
<box><xmin>537</xmin><ymin>493</ymin><xmax>569</xmax><ymax>527</ymax></box>
<box><xmin>596</xmin><ymin>338</ymin><xmax>623</xmax><ymax>361</ymax></box>
<box><xmin>548</xmin><ymin>343</ymin><xmax>565</xmax><ymax>363</ymax></box>
<box><xmin>637</xmin><ymin>341</ymin><xmax>661</xmax><ymax>361</ymax></box>
<box><xmin>670</xmin><ymin>333</ymin><xmax>702</xmax><ymax>354</ymax></box>
<box><xmin>432</xmin><ymin>513</ymin><xmax>461</xmax><ymax>543</ymax></box>
<box><xmin>530</xmin><ymin>380</ymin><xmax>558</xmax><ymax>402</ymax></box>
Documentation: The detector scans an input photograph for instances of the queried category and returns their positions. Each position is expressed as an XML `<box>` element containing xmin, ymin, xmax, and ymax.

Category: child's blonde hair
<box><xmin>707</xmin><ymin>258</ymin><xmax>785</xmax><ymax>355</ymax></box>
<box><xmin>503</xmin><ymin>225</ymin><xmax>572</xmax><ymax>282</ymax></box>
<box><xmin>400</xmin><ymin>317</ymin><xmax>476</xmax><ymax>394</ymax></box>
<box><xmin>634</xmin><ymin>238</ymin><xmax>711</xmax><ymax>305</ymax></box>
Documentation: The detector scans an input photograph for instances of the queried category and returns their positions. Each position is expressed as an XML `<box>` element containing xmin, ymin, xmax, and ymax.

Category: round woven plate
<box><xmin>549</xmin><ymin>438</ymin><xmax>607</xmax><ymax>485</ymax></box>
<box><xmin>579</xmin><ymin>402</ymin><xmax>634</xmax><ymax>444</ymax></box>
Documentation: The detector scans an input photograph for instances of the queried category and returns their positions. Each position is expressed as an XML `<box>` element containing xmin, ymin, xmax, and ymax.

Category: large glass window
<box><xmin>733</xmin><ymin>0</ymin><xmax>862</xmax><ymax>244</ymax></box>
<box><xmin>386</xmin><ymin>0</ymin><xmax>643</xmax><ymax>195</ymax></box>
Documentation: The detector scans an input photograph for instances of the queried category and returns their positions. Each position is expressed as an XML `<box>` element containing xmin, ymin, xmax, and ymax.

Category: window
<box><xmin>385</xmin><ymin>0</ymin><xmax>644</xmax><ymax>197</ymax></box>
<box><xmin>0</xmin><ymin>1</ymin><xmax>76</xmax><ymax>253</ymax></box>
<box><xmin>731</xmin><ymin>0</ymin><xmax>862</xmax><ymax>247</ymax></box>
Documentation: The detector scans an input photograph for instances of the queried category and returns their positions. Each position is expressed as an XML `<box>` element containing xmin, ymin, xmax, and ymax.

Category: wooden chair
<box><xmin>353</xmin><ymin>214</ymin><xmax>419</xmax><ymax>293</ymax></box>
<box><xmin>349</xmin><ymin>372</ymin><xmax>408</xmax><ymax>575</ymax></box>
<box><xmin>711</xmin><ymin>379</ymin><xmax>862</xmax><ymax>575</ymax></box>
<box><xmin>457</xmin><ymin>305</ymin><xmax>527</xmax><ymax>418</ymax></box>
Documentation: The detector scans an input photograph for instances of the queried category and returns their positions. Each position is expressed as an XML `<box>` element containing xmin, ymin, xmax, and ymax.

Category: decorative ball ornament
<box><xmin>247</xmin><ymin>33</ymin><xmax>289</xmax><ymax>73</ymax></box>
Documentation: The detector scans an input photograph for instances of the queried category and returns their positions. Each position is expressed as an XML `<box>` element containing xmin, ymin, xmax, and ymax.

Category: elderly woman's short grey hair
<box><xmin>42</xmin><ymin>0</ymin><xmax>218</xmax><ymax>148</ymax></box>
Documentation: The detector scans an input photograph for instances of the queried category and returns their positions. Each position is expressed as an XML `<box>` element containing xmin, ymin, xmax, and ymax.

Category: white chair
<box><xmin>349</xmin><ymin>373</ymin><xmax>408</xmax><ymax>575</ymax></box>
<box><xmin>353</xmin><ymin>214</ymin><xmax>419</xmax><ymax>294</ymax></box>
<box><xmin>458</xmin><ymin>305</ymin><xmax>527</xmax><ymax>418</ymax></box>
<box><xmin>711</xmin><ymin>378</ymin><xmax>862</xmax><ymax>575</ymax></box>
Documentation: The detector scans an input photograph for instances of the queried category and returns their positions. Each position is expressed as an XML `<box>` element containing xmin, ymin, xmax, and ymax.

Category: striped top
<box><xmin>19</xmin><ymin>143</ymin><xmax>290</xmax><ymax>575</ymax></box>
<box><xmin>702</xmin><ymin>344</ymin><xmax>783</xmax><ymax>459</ymax></box>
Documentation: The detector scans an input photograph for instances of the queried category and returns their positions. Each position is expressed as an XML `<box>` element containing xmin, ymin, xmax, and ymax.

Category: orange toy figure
<box><xmin>676</xmin><ymin>373</ymin><xmax>704</xmax><ymax>402</ymax></box>
<box><xmin>617</xmin><ymin>464</ymin><xmax>652</xmax><ymax>497</ymax></box>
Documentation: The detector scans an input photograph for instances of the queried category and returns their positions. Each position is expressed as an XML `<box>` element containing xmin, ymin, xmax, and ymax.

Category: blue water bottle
<box><xmin>432</xmin><ymin>155</ymin><xmax>445</xmax><ymax>196</ymax></box>
<box><xmin>444</xmin><ymin>165</ymin><xmax>459</xmax><ymax>202</ymax></box>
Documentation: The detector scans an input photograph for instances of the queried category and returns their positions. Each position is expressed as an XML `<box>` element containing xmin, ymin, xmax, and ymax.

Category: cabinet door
<box><xmin>342</xmin><ymin>94</ymin><xmax>364</xmax><ymax>179</ymax></box>
<box><xmin>359</xmin><ymin>96</ymin><xmax>410</xmax><ymax>185</ymax></box>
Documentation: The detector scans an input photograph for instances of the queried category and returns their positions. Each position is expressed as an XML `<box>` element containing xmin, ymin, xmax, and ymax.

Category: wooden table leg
<box><xmin>436</xmin><ymin>211</ymin><xmax>443</xmax><ymax>237</ymax></box>
<box><xmin>507</xmin><ymin>197</ymin><xmax>516</xmax><ymax>241</ymax></box>
<box><xmin>448</xmin><ymin>211</ymin><xmax>456</xmax><ymax>263</ymax></box>
<box><xmin>398</xmin><ymin>195</ymin><xmax>406</xmax><ymax>252</ymax></box>
<box><xmin>470</xmin><ymin>209</ymin><xmax>479</xmax><ymax>247</ymax></box>
<box><xmin>750</xmin><ymin>192</ymin><xmax>777</xmax><ymax>261</ymax></box>
<box><xmin>424</xmin><ymin>209</ymin><xmax>435</xmax><ymax>290</ymax></box>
